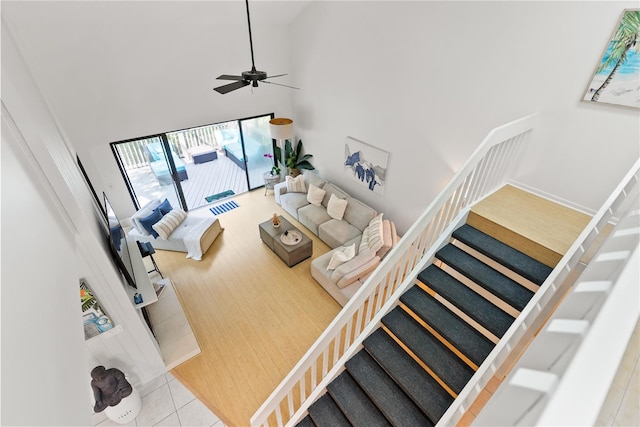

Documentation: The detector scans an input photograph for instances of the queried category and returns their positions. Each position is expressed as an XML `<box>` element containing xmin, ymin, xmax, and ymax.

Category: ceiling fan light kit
<box><xmin>213</xmin><ymin>0</ymin><xmax>298</xmax><ymax>94</ymax></box>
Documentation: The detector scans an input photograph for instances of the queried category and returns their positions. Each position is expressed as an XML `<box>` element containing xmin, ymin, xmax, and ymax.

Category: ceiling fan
<box><xmin>213</xmin><ymin>0</ymin><xmax>299</xmax><ymax>95</ymax></box>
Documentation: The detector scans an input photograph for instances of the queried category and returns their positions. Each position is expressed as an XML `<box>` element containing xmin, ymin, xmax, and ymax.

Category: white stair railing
<box><xmin>250</xmin><ymin>113</ymin><xmax>539</xmax><ymax>427</ymax></box>
<box><xmin>468</xmin><ymin>161</ymin><xmax>639</xmax><ymax>427</ymax></box>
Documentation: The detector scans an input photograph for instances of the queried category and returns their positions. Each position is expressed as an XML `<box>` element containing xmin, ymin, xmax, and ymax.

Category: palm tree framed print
<box><xmin>583</xmin><ymin>9</ymin><xmax>640</xmax><ymax>109</ymax></box>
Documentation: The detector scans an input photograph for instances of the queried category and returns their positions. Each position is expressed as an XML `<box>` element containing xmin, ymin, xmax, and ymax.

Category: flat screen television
<box><xmin>104</xmin><ymin>193</ymin><xmax>137</xmax><ymax>289</ymax></box>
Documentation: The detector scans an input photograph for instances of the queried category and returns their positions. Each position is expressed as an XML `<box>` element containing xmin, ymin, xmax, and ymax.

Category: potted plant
<box><xmin>275</xmin><ymin>139</ymin><xmax>315</xmax><ymax>177</ymax></box>
<box><xmin>263</xmin><ymin>153</ymin><xmax>281</xmax><ymax>176</ymax></box>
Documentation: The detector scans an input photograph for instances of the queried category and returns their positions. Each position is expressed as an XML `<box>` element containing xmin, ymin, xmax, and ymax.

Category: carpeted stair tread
<box><xmin>381</xmin><ymin>307</ymin><xmax>475</xmax><ymax>394</ymax></box>
<box><xmin>296</xmin><ymin>414</ymin><xmax>318</xmax><ymax>427</ymax></box>
<box><xmin>327</xmin><ymin>371</ymin><xmax>391</xmax><ymax>427</ymax></box>
<box><xmin>418</xmin><ymin>265</ymin><xmax>514</xmax><ymax>338</ymax></box>
<box><xmin>453</xmin><ymin>224</ymin><xmax>552</xmax><ymax>286</ymax></box>
<box><xmin>400</xmin><ymin>285</ymin><xmax>495</xmax><ymax>366</ymax></box>
<box><xmin>307</xmin><ymin>394</ymin><xmax>351</xmax><ymax>427</ymax></box>
<box><xmin>436</xmin><ymin>244</ymin><xmax>534</xmax><ymax>311</ymax></box>
<box><xmin>346</xmin><ymin>350</ymin><xmax>432</xmax><ymax>426</ymax></box>
<box><xmin>364</xmin><ymin>329</ymin><xmax>453</xmax><ymax>424</ymax></box>
<box><xmin>296</xmin><ymin>415</ymin><xmax>316</xmax><ymax>427</ymax></box>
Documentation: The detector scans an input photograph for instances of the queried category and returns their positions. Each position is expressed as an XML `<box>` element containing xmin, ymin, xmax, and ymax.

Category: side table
<box><xmin>263</xmin><ymin>172</ymin><xmax>281</xmax><ymax>195</ymax></box>
<box><xmin>137</xmin><ymin>241</ymin><xmax>163</xmax><ymax>278</ymax></box>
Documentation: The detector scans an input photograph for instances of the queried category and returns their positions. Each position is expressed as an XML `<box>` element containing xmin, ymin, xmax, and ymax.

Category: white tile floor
<box><xmin>92</xmin><ymin>372</ymin><xmax>225</xmax><ymax>427</ymax></box>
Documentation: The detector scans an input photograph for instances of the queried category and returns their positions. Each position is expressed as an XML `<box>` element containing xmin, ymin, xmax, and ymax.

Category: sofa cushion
<box><xmin>330</xmin><ymin>248</ymin><xmax>379</xmax><ymax>288</ymax></box>
<box><xmin>320</xmin><ymin>183</ymin><xmax>349</xmax><ymax>208</ymax></box>
<box><xmin>327</xmin><ymin>243</ymin><xmax>356</xmax><ymax>270</ymax></box>
<box><xmin>280</xmin><ymin>193</ymin><xmax>309</xmax><ymax>219</ymax></box>
<box><xmin>298</xmin><ymin>203</ymin><xmax>332</xmax><ymax>235</ymax></box>
<box><xmin>286</xmin><ymin>174</ymin><xmax>306</xmax><ymax>193</ymax></box>
<box><xmin>307</xmin><ymin>184</ymin><xmax>326</xmax><ymax>206</ymax></box>
<box><xmin>377</xmin><ymin>220</ymin><xmax>400</xmax><ymax>259</ymax></box>
<box><xmin>319</xmin><ymin>219</ymin><xmax>362</xmax><ymax>249</ymax></box>
<box><xmin>343</xmin><ymin>197</ymin><xmax>377</xmax><ymax>232</ymax></box>
<box><xmin>152</xmin><ymin>208</ymin><xmax>187</xmax><ymax>240</ymax></box>
<box><xmin>327</xmin><ymin>193</ymin><xmax>348</xmax><ymax>220</ymax></box>
<box><xmin>336</xmin><ymin>257</ymin><xmax>380</xmax><ymax>289</ymax></box>
<box><xmin>303</xmin><ymin>171</ymin><xmax>327</xmax><ymax>190</ymax></box>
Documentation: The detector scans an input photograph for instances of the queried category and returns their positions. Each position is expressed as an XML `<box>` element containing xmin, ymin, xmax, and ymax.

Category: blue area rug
<box><xmin>205</xmin><ymin>190</ymin><xmax>235</xmax><ymax>203</ymax></box>
<box><xmin>210</xmin><ymin>200</ymin><xmax>239</xmax><ymax>216</ymax></box>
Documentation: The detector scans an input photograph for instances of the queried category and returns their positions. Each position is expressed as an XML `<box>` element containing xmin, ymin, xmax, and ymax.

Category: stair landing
<box><xmin>467</xmin><ymin>185</ymin><xmax>591</xmax><ymax>268</ymax></box>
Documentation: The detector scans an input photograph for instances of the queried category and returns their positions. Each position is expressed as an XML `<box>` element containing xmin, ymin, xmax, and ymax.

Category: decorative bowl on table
<box><xmin>280</xmin><ymin>230</ymin><xmax>302</xmax><ymax>245</ymax></box>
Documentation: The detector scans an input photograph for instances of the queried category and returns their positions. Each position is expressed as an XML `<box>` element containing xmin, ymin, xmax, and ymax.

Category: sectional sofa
<box><xmin>274</xmin><ymin>172</ymin><xmax>399</xmax><ymax>306</ymax></box>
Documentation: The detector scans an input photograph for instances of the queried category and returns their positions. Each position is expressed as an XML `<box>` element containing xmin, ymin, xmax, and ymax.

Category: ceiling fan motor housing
<box><xmin>242</xmin><ymin>69</ymin><xmax>268</xmax><ymax>82</ymax></box>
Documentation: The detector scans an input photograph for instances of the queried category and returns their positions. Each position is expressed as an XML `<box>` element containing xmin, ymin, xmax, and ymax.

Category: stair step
<box><xmin>364</xmin><ymin>329</ymin><xmax>453</xmax><ymax>424</ymax></box>
<box><xmin>453</xmin><ymin>224</ymin><xmax>553</xmax><ymax>286</ymax></box>
<box><xmin>436</xmin><ymin>244</ymin><xmax>535</xmax><ymax>311</ymax></box>
<box><xmin>381</xmin><ymin>307</ymin><xmax>475</xmax><ymax>394</ymax></box>
<box><xmin>297</xmin><ymin>414</ymin><xmax>318</xmax><ymax>427</ymax></box>
<box><xmin>401</xmin><ymin>285</ymin><xmax>495</xmax><ymax>367</ymax></box>
<box><xmin>418</xmin><ymin>265</ymin><xmax>515</xmax><ymax>338</ymax></box>
<box><xmin>327</xmin><ymin>371</ymin><xmax>391</xmax><ymax>427</ymax></box>
<box><xmin>346</xmin><ymin>349</ymin><xmax>432</xmax><ymax>426</ymax></box>
<box><xmin>307</xmin><ymin>393</ymin><xmax>351</xmax><ymax>427</ymax></box>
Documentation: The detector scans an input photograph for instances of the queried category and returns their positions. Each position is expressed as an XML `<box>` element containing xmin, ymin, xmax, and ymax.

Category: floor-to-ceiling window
<box><xmin>111</xmin><ymin>113</ymin><xmax>275</xmax><ymax>211</ymax></box>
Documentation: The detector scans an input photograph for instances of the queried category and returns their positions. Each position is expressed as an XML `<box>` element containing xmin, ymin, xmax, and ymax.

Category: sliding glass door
<box><xmin>111</xmin><ymin>135</ymin><xmax>187</xmax><ymax>210</ymax></box>
<box><xmin>240</xmin><ymin>115</ymin><xmax>274</xmax><ymax>190</ymax></box>
<box><xmin>112</xmin><ymin>113</ymin><xmax>276</xmax><ymax>211</ymax></box>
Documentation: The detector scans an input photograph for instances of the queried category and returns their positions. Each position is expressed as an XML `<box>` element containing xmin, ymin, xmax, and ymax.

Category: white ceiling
<box><xmin>1</xmin><ymin>1</ymin><xmax>313</xmax><ymax>144</ymax></box>
<box><xmin>2</xmin><ymin>1</ymin><xmax>314</xmax><ymax>28</ymax></box>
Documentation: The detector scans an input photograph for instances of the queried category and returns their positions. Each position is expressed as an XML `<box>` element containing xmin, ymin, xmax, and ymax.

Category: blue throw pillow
<box><xmin>139</xmin><ymin>209</ymin><xmax>163</xmax><ymax>238</ymax></box>
<box><xmin>156</xmin><ymin>198</ymin><xmax>173</xmax><ymax>215</ymax></box>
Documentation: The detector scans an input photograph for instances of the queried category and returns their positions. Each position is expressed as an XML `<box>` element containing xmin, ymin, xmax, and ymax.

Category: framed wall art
<box><xmin>344</xmin><ymin>137</ymin><xmax>389</xmax><ymax>195</ymax></box>
<box><xmin>582</xmin><ymin>9</ymin><xmax>640</xmax><ymax>109</ymax></box>
<box><xmin>80</xmin><ymin>278</ymin><xmax>115</xmax><ymax>340</ymax></box>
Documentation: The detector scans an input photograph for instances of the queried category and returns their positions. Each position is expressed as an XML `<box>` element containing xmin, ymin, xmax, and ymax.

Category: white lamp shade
<box><xmin>269</xmin><ymin>118</ymin><xmax>294</xmax><ymax>140</ymax></box>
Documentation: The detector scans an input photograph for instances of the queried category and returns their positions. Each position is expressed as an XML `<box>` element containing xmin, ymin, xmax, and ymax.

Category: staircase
<box><xmin>297</xmin><ymin>224</ymin><xmax>552</xmax><ymax>427</ymax></box>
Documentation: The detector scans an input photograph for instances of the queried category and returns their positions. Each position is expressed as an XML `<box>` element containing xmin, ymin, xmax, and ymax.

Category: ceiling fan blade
<box><xmin>262</xmin><ymin>80</ymin><xmax>300</xmax><ymax>90</ymax></box>
<box><xmin>266</xmin><ymin>73</ymin><xmax>287</xmax><ymax>79</ymax></box>
<box><xmin>214</xmin><ymin>80</ymin><xmax>250</xmax><ymax>94</ymax></box>
<box><xmin>217</xmin><ymin>74</ymin><xmax>244</xmax><ymax>81</ymax></box>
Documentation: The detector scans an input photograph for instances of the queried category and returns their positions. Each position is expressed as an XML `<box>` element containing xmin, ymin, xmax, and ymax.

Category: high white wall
<box><xmin>290</xmin><ymin>1</ymin><xmax>640</xmax><ymax>232</ymax></box>
<box><xmin>4</xmin><ymin>1</ymin><xmax>637</xmax><ymax>232</ymax></box>
<box><xmin>1</xmin><ymin>116</ymin><xmax>90</xmax><ymax>426</ymax></box>
<box><xmin>1</xmin><ymin>18</ymin><xmax>166</xmax><ymax>425</ymax></box>
<box><xmin>1</xmin><ymin>0</ymin><xmax>299</xmax><ymax>217</ymax></box>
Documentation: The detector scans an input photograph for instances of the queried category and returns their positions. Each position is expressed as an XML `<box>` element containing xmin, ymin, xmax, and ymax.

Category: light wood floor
<box><xmin>467</xmin><ymin>184</ymin><xmax>592</xmax><ymax>267</ymax></box>
<box><xmin>152</xmin><ymin>189</ymin><xmax>341</xmax><ymax>426</ymax></box>
<box><xmin>153</xmin><ymin>183</ymin><xmax>597</xmax><ymax>426</ymax></box>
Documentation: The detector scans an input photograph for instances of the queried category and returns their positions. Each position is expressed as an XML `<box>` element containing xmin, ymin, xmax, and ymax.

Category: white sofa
<box><xmin>275</xmin><ymin>172</ymin><xmax>377</xmax><ymax>249</ymax></box>
<box><xmin>274</xmin><ymin>171</ymin><xmax>399</xmax><ymax>305</ymax></box>
<box><xmin>127</xmin><ymin>198</ymin><xmax>223</xmax><ymax>260</ymax></box>
<box><xmin>310</xmin><ymin>217</ymin><xmax>399</xmax><ymax>306</ymax></box>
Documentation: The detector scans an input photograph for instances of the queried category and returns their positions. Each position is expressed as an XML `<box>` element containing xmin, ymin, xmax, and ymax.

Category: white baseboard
<box><xmin>506</xmin><ymin>180</ymin><xmax>597</xmax><ymax>217</ymax></box>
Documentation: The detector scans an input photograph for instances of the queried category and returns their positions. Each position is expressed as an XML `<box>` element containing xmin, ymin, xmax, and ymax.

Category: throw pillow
<box><xmin>307</xmin><ymin>184</ymin><xmax>326</xmax><ymax>206</ymax></box>
<box><xmin>131</xmin><ymin>199</ymin><xmax>162</xmax><ymax>235</ymax></box>
<box><xmin>286</xmin><ymin>174</ymin><xmax>306</xmax><ymax>193</ymax></box>
<box><xmin>359</xmin><ymin>225</ymin><xmax>370</xmax><ymax>253</ymax></box>
<box><xmin>152</xmin><ymin>208</ymin><xmax>187</xmax><ymax>240</ymax></box>
<box><xmin>139</xmin><ymin>209</ymin><xmax>164</xmax><ymax>238</ymax></box>
<box><xmin>327</xmin><ymin>193</ymin><xmax>348</xmax><ymax>220</ymax></box>
<box><xmin>367</xmin><ymin>213</ymin><xmax>385</xmax><ymax>252</ymax></box>
<box><xmin>156</xmin><ymin>198</ymin><xmax>173</xmax><ymax>215</ymax></box>
<box><xmin>327</xmin><ymin>244</ymin><xmax>356</xmax><ymax>270</ymax></box>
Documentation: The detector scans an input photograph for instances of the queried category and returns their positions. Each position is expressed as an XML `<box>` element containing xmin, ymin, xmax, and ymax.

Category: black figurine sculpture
<box><xmin>90</xmin><ymin>366</ymin><xmax>133</xmax><ymax>413</ymax></box>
